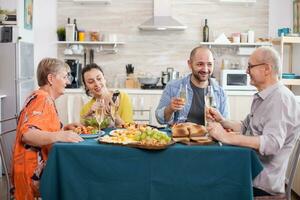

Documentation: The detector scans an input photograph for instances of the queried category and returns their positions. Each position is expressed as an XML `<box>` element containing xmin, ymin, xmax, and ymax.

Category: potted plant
<box><xmin>56</xmin><ymin>27</ymin><xmax>66</xmax><ymax>41</ymax></box>
<box><xmin>0</xmin><ymin>8</ymin><xmax>8</xmax><ymax>22</ymax></box>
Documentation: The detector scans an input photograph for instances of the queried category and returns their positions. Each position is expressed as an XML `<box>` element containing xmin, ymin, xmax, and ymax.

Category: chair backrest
<box><xmin>285</xmin><ymin>135</ymin><xmax>300</xmax><ymax>200</ymax></box>
<box><xmin>0</xmin><ymin>116</ymin><xmax>17</xmax><ymax>200</ymax></box>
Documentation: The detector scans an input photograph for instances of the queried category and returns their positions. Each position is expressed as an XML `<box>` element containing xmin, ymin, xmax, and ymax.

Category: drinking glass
<box><xmin>95</xmin><ymin>99</ymin><xmax>105</xmax><ymax>130</ymax></box>
<box><xmin>177</xmin><ymin>84</ymin><xmax>188</xmax><ymax>122</ymax></box>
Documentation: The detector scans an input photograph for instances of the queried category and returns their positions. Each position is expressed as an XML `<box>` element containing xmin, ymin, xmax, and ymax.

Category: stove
<box><xmin>141</xmin><ymin>84</ymin><xmax>165</xmax><ymax>89</ymax></box>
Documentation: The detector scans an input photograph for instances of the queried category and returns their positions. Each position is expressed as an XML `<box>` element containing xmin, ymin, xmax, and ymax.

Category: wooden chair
<box><xmin>0</xmin><ymin>116</ymin><xmax>17</xmax><ymax>200</ymax></box>
<box><xmin>255</xmin><ymin>135</ymin><xmax>300</xmax><ymax>200</ymax></box>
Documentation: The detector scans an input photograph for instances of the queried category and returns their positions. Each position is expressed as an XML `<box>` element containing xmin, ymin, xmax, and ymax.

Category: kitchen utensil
<box><xmin>126</xmin><ymin>64</ymin><xmax>134</xmax><ymax>75</ymax></box>
<box><xmin>138</xmin><ymin>77</ymin><xmax>160</xmax><ymax>85</ymax></box>
<box><xmin>167</xmin><ymin>67</ymin><xmax>179</xmax><ymax>81</ymax></box>
<box><xmin>161</xmin><ymin>71</ymin><xmax>169</xmax><ymax>86</ymax></box>
<box><xmin>89</xmin><ymin>49</ymin><xmax>94</xmax><ymax>64</ymax></box>
<box><xmin>83</xmin><ymin>49</ymin><xmax>87</xmax><ymax>67</ymax></box>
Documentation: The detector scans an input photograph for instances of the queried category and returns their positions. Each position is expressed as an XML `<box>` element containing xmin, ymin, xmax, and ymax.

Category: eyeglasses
<box><xmin>247</xmin><ymin>63</ymin><xmax>266</xmax><ymax>70</ymax></box>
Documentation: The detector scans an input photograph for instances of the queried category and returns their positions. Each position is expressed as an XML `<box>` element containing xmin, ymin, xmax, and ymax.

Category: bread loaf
<box><xmin>172</xmin><ymin>122</ymin><xmax>209</xmax><ymax>142</ymax></box>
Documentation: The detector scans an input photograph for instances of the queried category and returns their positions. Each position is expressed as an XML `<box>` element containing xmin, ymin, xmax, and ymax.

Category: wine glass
<box><xmin>95</xmin><ymin>99</ymin><xmax>105</xmax><ymax>131</ymax></box>
<box><xmin>177</xmin><ymin>84</ymin><xmax>188</xmax><ymax>122</ymax></box>
<box><xmin>204</xmin><ymin>85</ymin><xmax>216</xmax><ymax>126</ymax></box>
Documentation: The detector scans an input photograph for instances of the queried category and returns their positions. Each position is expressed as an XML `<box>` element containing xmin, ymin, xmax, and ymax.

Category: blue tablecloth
<box><xmin>40</xmin><ymin>132</ymin><xmax>263</xmax><ymax>200</ymax></box>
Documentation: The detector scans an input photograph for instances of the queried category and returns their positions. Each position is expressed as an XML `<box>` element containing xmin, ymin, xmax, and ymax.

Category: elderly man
<box><xmin>207</xmin><ymin>46</ymin><xmax>300</xmax><ymax>196</ymax></box>
<box><xmin>155</xmin><ymin>46</ymin><xmax>229</xmax><ymax>125</ymax></box>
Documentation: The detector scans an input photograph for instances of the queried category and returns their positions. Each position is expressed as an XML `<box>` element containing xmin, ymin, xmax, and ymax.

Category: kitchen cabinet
<box><xmin>73</xmin><ymin>0</ymin><xmax>111</xmax><ymax>4</ymax></box>
<box><xmin>272</xmin><ymin>36</ymin><xmax>300</xmax><ymax>86</ymax></box>
<box><xmin>55</xmin><ymin>89</ymin><xmax>163</xmax><ymax>126</ymax></box>
<box><xmin>227</xmin><ymin>93</ymin><xmax>253</xmax><ymax>121</ymax></box>
<box><xmin>57</xmin><ymin>89</ymin><xmax>256</xmax><ymax>125</ymax></box>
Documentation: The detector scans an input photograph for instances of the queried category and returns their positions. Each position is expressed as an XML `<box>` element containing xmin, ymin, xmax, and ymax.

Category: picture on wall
<box><xmin>24</xmin><ymin>0</ymin><xmax>33</xmax><ymax>30</ymax></box>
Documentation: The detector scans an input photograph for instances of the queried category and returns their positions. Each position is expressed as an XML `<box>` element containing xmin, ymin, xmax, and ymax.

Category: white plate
<box><xmin>108</xmin><ymin>129</ymin><xmax>126</xmax><ymax>136</ymax></box>
<box><xmin>80</xmin><ymin>130</ymin><xmax>105</xmax><ymax>139</ymax></box>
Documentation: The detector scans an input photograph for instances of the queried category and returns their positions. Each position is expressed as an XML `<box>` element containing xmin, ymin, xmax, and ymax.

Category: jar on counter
<box><xmin>78</xmin><ymin>31</ymin><xmax>85</xmax><ymax>41</ymax></box>
<box><xmin>90</xmin><ymin>30</ymin><xmax>100</xmax><ymax>41</ymax></box>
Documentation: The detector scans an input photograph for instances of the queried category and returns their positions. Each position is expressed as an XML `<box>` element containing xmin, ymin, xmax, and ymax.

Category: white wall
<box><xmin>17</xmin><ymin>0</ymin><xmax>34</xmax><ymax>42</ymax></box>
<box><xmin>33</xmin><ymin>0</ymin><xmax>57</xmax><ymax>68</ymax></box>
<box><xmin>268</xmin><ymin>0</ymin><xmax>292</xmax><ymax>37</ymax></box>
<box><xmin>57</xmin><ymin>0</ymin><xmax>269</xmax><ymax>87</ymax></box>
<box><xmin>0</xmin><ymin>0</ymin><xmax>17</xmax><ymax>10</ymax></box>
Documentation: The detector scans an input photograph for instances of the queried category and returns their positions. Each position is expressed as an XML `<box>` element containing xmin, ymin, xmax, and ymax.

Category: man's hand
<box><xmin>207</xmin><ymin>122</ymin><xmax>227</xmax><ymax>142</ymax></box>
<box><xmin>169</xmin><ymin>97</ymin><xmax>185</xmax><ymax>112</ymax></box>
<box><xmin>206</xmin><ymin>107</ymin><xmax>224</xmax><ymax>122</ymax></box>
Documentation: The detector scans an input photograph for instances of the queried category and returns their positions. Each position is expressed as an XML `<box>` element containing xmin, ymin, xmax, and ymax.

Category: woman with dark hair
<box><xmin>12</xmin><ymin>58</ymin><xmax>84</xmax><ymax>200</ymax></box>
<box><xmin>80</xmin><ymin>63</ymin><xmax>133</xmax><ymax>128</ymax></box>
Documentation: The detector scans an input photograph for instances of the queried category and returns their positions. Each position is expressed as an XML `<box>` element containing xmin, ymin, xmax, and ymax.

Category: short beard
<box><xmin>193</xmin><ymin>72</ymin><xmax>208</xmax><ymax>82</ymax></box>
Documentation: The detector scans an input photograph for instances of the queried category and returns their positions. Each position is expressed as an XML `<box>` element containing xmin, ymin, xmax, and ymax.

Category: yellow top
<box><xmin>80</xmin><ymin>91</ymin><xmax>133</xmax><ymax>127</ymax></box>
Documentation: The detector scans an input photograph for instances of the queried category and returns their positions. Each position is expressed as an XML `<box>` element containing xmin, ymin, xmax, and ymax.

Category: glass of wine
<box><xmin>204</xmin><ymin>85</ymin><xmax>216</xmax><ymax>126</ymax></box>
<box><xmin>177</xmin><ymin>84</ymin><xmax>188</xmax><ymax>122</ymax></box>
<box><xmin>95</xmin><ymin>99</ymin><xmax>105</xmax><ymax>131</ymax></box>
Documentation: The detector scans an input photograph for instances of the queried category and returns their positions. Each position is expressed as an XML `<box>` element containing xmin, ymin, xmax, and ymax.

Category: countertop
<box><xmin>65</xmin><ymin>88</ymin><xmax>256</xmax><ymax>96</ymax></box>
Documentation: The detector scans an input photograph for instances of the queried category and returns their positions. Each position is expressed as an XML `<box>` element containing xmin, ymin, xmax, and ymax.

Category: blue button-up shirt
<box><xmin>155</xmin><ymin>74</ymin><xmax>229</xmax><ymax>125</ymax></box>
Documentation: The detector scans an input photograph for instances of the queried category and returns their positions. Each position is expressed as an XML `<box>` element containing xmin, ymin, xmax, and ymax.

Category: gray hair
<box><xmin>37</xmin><ymin>58</ymin><xmax>70</xmax><ymax>86</ymax></box>
<box><xmin>255</xmin><ymin>46</ymin><xmax>281</xmax><ymax>75</ymax></box>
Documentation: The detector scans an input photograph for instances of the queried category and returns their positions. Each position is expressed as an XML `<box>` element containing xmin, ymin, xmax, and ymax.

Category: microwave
<box><xmin>221</xmin><ymin>69</ymin><xmax>256</xmax><ymax>91</ymax></box>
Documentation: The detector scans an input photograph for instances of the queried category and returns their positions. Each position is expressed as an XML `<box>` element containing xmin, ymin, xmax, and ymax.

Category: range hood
<box><xmin>139</xmin><ymin>0</ymin><xmax>186</xmax><ymax>31</ymax></box>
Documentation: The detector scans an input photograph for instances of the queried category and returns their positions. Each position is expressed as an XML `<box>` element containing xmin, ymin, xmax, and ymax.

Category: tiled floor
<box><xmin>0</xmin><ymin>176</ymin><xmax>299</xmax><ymax>200</ymax></box>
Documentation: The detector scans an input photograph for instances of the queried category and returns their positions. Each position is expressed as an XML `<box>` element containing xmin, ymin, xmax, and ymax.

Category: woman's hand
<box><xmin>55</xmin><ymin>131</ymin><xmax>84</xmax><ymax>143</ymax></box>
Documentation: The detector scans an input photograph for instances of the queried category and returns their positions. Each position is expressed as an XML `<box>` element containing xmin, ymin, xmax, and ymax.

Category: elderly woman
<box><xmin>80</xmin><ymin>63</ymin><xmax>133</xmax><ymax>129</ymax></box>
<box><xmin>12</xmin><ymin>58</ymin><xmax>84</xmax><ymax>200</ymax></box>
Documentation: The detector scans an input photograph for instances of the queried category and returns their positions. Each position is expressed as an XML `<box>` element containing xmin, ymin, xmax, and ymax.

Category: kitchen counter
<box><xmin>65</xmin><ymin>88</ymin><xmax>256</xmax><ymax>96</ymax></box>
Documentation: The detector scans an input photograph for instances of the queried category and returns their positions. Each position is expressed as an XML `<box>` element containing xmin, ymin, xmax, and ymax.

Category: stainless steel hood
<box><xmin>139</xmin><ymin>0</ymin><xmax>186</xmax><ymax>31</ymax></box>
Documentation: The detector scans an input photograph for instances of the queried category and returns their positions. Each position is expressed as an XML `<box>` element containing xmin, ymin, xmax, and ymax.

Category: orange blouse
<box><xmin>12</xmin><ymin>89</ymin><xmax>62</xmax><ymax>200</ymax></box>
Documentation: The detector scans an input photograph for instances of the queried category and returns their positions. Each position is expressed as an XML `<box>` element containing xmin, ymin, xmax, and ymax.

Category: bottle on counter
<box><xmin>74</xmin><ymin>19</ymin><xmax>79</xmax><ymax>41</ymax></box>
<box><xmin>203</xmin><ymin>19</ymin><xmax>209</xmax><ymax>42</ymax></box>
<box><xmin>65</xmin><ymin>17</ymin><xmax>75</xmax><ymax>41</ymax></box>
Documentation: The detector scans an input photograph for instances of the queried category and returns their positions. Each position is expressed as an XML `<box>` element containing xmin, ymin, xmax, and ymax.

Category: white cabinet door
<box><xmin>129</xmin><ymin>94</ymin><xmax>161</xmax><ymax>126</ymax></box>
<box><xmin>55</xmin><ymin>93</ymin><xmax>89</xmax><ymax>125</ymax></box>
<box><xmin>228</xmin><ymin>95</ymin><xmax>252</xmax><ymax>121</ymax></box>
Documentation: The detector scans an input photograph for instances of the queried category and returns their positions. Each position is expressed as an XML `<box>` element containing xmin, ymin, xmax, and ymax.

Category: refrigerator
<box><xmin>0</xmin><ymin>41</ymin><xmax>35</xmax><ymax>174</ymax></box>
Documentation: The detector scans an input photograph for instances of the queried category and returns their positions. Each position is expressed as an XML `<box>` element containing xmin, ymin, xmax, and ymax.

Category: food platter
<box><xmin>178</xmin><ymin>139</ymin><xmax>215</xmax><ymax>146</ymax></box>
<box><xmin>98</xmin><ymin>137</ymin><xmax>175</xmax><ymax>150</ymax></box>
<box><xmin>98</xmin><ymin>126</ymin><xmax>173</xmax><ymax>150</ymax></box>
<box><xmin>80</xmin><ymin>130</ymin><xmax>105</xmax><ymax>139</ymax></box>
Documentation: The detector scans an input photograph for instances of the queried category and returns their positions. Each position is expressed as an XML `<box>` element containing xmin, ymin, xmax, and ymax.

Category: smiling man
<box><xmin>155</xmin><ymin>46</ymin><xmax>229</xmax><ymax>125</ymax></box>
<box><xmin>207</xmin><ymin>46</ymin><xmax>300</xmax><ymax>196</ymax></box>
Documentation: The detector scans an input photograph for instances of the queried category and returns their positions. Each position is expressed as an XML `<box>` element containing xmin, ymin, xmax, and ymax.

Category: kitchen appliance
<box><xmin>138</xmin><ymin>77</ymin><xmax>160</xmax><ymax>86</ymax></box>
<box><xmin>65</xmin><ymin>59</ymin><xmax>82</xmax><ymax>88</ymax></box>
<box><xmin>0</xmin><ymin>42</ymin><xmax>35</xmax><ymax>174</ymax></box>
<box><xmin>161</xmin><ymin>71</ymin><xmax>169</xmax><ymax>86</ymax></box>
<box><xmin>220</xmin><ymin>69</ymin><xmax>256</xmax><ymax>91</ymax></box>
<box><xmin>138</xmin><ymin>0</ymin><xmax>186</xmax><ymax>31</ymax></box>
<box><xmin>167</xmin><ymin>67</ymin><xmax>179</xmax><ymax>82</ymax></box>
<box><xmin>0</xmin><ymin>25</ymin><xmax>18</xmax><ymax>43</ymax></box>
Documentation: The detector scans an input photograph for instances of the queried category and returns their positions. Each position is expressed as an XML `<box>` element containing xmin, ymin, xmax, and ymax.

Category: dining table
<box><xmin>40</xmin><ymin>129</ymin><xmax>263</xmax><ymax>200</ymax></box>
